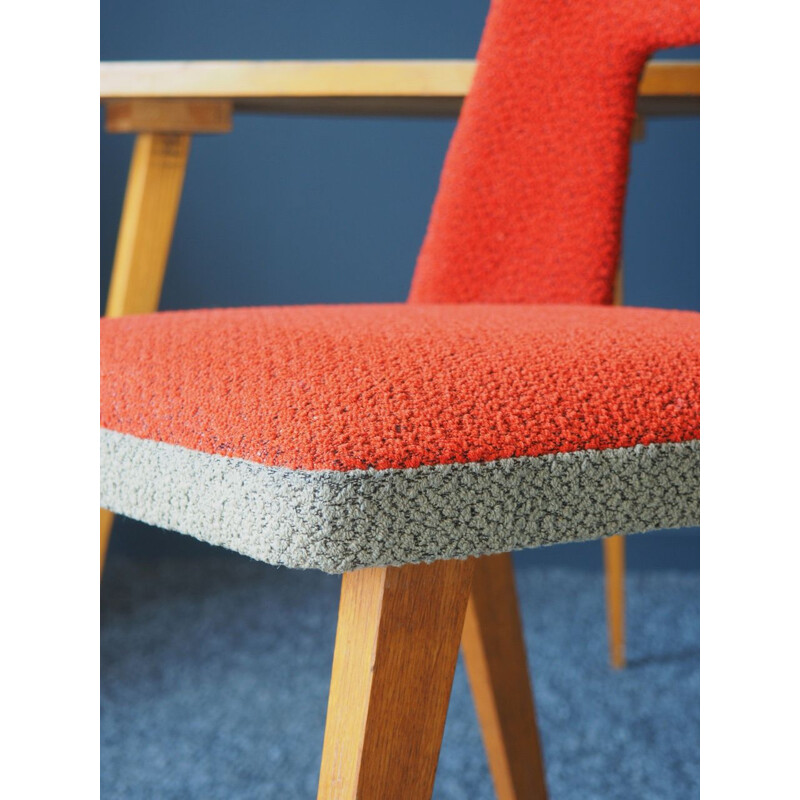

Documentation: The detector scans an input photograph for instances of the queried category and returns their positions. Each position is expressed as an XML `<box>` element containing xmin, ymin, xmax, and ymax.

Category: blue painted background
<box><xmin>101</xmin><ymin>1</ymin><xmax>699</xmax><ymax>570</ymax></box>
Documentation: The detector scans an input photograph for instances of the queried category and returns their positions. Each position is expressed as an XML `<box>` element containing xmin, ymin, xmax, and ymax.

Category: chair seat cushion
<box><xmin>101</xmin><ymin>303</ymin><xmax>699</xmax><ymax>572</ymax></box>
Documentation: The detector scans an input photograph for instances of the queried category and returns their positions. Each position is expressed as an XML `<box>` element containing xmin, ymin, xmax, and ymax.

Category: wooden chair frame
<box><xmin>100</xmin><ymin>58</ymin><xmax>699</xmax><ymax>798</ymax></box>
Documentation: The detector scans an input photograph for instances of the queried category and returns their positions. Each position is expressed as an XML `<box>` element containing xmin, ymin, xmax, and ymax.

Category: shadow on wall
<box><xmin>100</xmin><ymin>0</ymin><xmax>699</xmax><ymax>568</ymax></box>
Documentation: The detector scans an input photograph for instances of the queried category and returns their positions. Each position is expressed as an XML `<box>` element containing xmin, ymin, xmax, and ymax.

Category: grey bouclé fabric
<box><xmin>101</xmin><ymin>429</ymin><xmax>699</xmax><ymax>573</ymax></box>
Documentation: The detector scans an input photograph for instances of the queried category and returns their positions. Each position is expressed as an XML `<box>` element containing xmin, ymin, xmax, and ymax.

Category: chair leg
<box><xmin>100</xmin><ymin>508</ymin><xmax>114</xmax><ymax>574</ymax></box>
<box><xmin>607</xmin><ymin>199</ymin><xmax>630</xmax><ymax>667</ymax></box>
<box><xmin>317</xmin><ymin>558</ymin><xmax>475</xmax><ymax>800</ymax></box>
<box><xmin>461</xmin><ymin>553</ymin><xmax>548</xmax><ymax>800</ymax></box>
<box><xmin>100</xmin><ymin>133</ymin><xmax>191</xmax><ymax>578</ymax></box>
<box><xmin>603</xmin><ymin>536</ymin><xmax>626</xmax><ymax>669</ymax></box>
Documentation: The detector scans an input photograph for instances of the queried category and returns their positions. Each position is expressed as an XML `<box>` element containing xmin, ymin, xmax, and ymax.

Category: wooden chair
<box><xmin>100</xmin><ymin>2</ymin><xmax>699</xmax><ymax>796</ymax></box>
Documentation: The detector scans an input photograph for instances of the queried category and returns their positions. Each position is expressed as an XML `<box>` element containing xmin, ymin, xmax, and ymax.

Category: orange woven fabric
<box><xmin>409</xmin><ymin>0</ymin><xmax>700</xmax><ymax>305</ymax></box>
<box><xmin>101</xmin><ymin>304</ymin><xmax>699</xmax><ymax>472</ymax></box>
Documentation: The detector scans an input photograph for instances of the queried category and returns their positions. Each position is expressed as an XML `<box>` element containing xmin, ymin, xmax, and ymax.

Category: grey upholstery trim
<box><xmin>101</xmin><ymin>428</ymin><xmax>699</xmax><ymax>573</ymax></box>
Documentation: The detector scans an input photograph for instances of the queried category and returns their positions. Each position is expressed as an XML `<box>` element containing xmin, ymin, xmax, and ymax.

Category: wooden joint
<box><xmin>104</xmin><ymin>99</ymin><xmax>233</xmax><ymax>133</ymax></box>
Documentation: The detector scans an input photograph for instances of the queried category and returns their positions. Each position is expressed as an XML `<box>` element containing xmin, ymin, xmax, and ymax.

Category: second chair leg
<box><xmin>317</xmin><ymin>557</ymin><xmax>475</xmax><ymax>800</ymax></box>
<box><xmin>461</xmin><ymin>553</ymin><xmax>548</xmax><ymax>800</ymax></box>
<box><xmin>603</xmin><ymin>536</ymin><xmax>626</xmax><ymax>669</ymax></box>
<box><xmin>100</xmin><ymin>508</ymin><xmax>114</xmax><ymax>574</ymax></box>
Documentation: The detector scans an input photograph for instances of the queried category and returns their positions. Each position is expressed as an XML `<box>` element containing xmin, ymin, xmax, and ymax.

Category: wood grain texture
<box><xmin>100</xmin><ymin>60</ymin><xmax>699</xmax><ymax>118</ymax></box>
<box><xmin>461</xmin><ymin>554</ymin><xmax>548</xmax><ymax>800</ymax></box>
<box><xmin>101</xmin><ymin>133</ymin><xmax>191</xmax><ymax>576</ymax></box>
<box><xmin>105</xmin><ymin>133</ymin><xmax>190</xmax><ymax>317</ymax></box>
<box><xmin>318</xmin><ymin>558</ymin><xmax>475</xmax><ymax>800</ymax></box>
<box><xmin>105</xmin><ymin>99</ymin><xmax>232</xmax><ymax>133</ymax></box>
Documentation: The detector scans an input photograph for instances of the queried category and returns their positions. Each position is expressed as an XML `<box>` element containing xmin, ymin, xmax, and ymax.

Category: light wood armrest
<box><xmin>101</xmin><ymin>59</ymin><xmax>699</xmax><ymax>121</ymax></box>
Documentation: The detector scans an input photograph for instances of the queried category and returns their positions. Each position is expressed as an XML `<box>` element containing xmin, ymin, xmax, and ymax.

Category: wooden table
<box><xmin>101</xmin><ymin>59</ymin><xmax>699</xmax><ymax>129</ymax></box>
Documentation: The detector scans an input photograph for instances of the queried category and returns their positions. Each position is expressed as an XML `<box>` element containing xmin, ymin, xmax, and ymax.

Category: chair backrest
<box><xmin>409</xmin><ymin>0</ymin><xmax>699</xmax><ymax>306</ymax></box>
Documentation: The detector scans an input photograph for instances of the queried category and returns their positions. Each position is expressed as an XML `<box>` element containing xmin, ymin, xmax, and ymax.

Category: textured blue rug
<box><xmin>101</xmin><ymin>554</ymin><xmax>699</xmax><ymax>799</ymax></box>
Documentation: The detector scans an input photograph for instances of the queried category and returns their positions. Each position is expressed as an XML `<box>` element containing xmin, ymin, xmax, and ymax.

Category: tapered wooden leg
<box><xmin>603</xmin><ymin>536</ymin><xmax>626</xmax><ymax>669</ymax></box>
<box><xmin>318</xmin><ymin>558</ymin><xmax>475</xmax><ymax>800</ymax></box>
<box><xmin>605</xmin><ymin>258</ymin><xmax>628</xmax><ymax>667</ymax></box>
<box><xmin>105</xmin><ymin>133</ymin><xmax>191</xmax><ymax>317</ymax></box>
<box><xmin>100</xmin><ymin>133</ymin><xmax>191</xmax><ymax>577</ymax></box>
<box><xmin>100</xmin><ymin>508</ymin><xmax>114</xmax><ymax>574</ymax></box>
<box><xmin>461</xmin><ymin>553</ymin><xmax>548</xmax><ymax>800</ymax></box>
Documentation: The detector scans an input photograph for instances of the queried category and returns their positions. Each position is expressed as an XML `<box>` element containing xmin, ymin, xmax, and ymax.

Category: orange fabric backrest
<box><xmin>409</xmin><ymin>0</ymin><xmax>699</xmax><ymax>305</ymax></box>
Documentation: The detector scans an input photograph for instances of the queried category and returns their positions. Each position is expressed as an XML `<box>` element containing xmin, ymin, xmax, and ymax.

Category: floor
<box><xmin>101</xmin><ymin>551</ymin><xmax>699</xmax><ymax>799</ymax></box>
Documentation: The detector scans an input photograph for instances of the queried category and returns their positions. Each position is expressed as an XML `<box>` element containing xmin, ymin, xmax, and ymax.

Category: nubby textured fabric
<box><xmin>102</xmin><ymin>305</ymin><xmax>698</xmax><ymax>472</ymax></box>
<box><xmin>100</xmin><ymin>0</ymin><xmax>700</xmax><ymax>572</ymax></box>
<box><xmin>411</xmin><ymin>0</ymin><xmax>700</xmax><ymax>305</ymax></box>
<box><xmin>101</xmin><ymin>304</ymin><xmax>699</xmax><ymax>571</ymax></box>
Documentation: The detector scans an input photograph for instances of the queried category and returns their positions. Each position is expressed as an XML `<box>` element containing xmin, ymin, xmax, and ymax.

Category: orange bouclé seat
<box><xmin>102</xmin><ymin>0</ymin><xmax>699</xmax><ymax>573</ymax></box>
<box><xmin>102</xmin><ymin>303</ymin><xmax>698</xmax><ymax>571</ymax></box>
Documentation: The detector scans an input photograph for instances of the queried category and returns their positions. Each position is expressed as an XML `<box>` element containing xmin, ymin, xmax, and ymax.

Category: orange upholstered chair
<box><xmin>100</xmin><ymin>0</ymin><xmax>699</xmax><ymax>796</ymax></box>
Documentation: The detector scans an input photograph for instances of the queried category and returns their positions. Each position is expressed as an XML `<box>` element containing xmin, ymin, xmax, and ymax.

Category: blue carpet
<box><xmin>101</xmin><ymin>554</ymin><xmax>699</xmax><ymax>799</ymax></box>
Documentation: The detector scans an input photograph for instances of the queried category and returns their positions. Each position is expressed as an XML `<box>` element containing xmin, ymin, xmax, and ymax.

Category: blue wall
<box><xmin>101</xmin><ymin>1</ymin><xmax>699</xmax><ymax>569</ymax></box>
